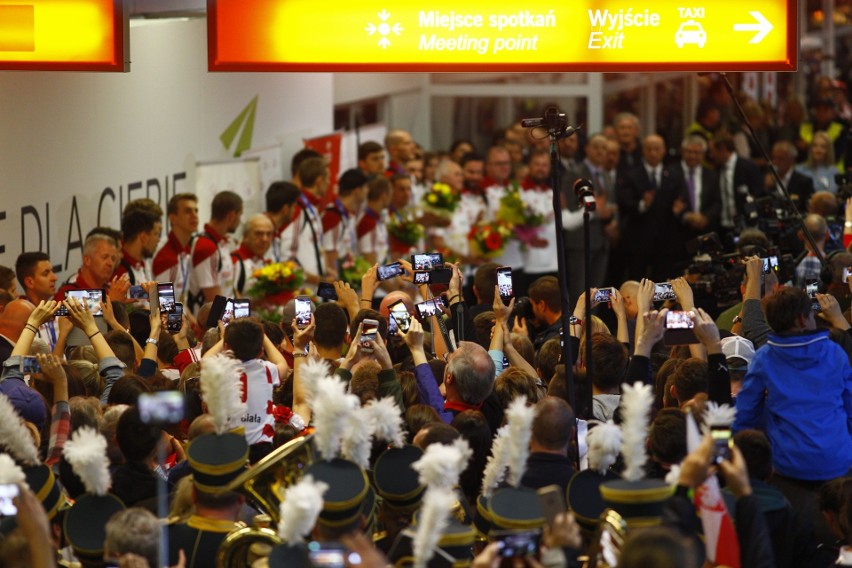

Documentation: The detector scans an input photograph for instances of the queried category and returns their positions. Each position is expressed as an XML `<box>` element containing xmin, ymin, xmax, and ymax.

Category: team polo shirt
<box><xmin>520</xmin><ymin>177</ymin><xmax>559</xmax><ymax>274</ymax></box>
<box><xmin>153</xmin><ymin>232</ymin><xmax>191</xmax><ymax>302</ymax></box>
<box><xmin>278</xmin><ymin>191</ymin><xmax>325</xmax><ymax>280</ymax></box>
<box><xmin>238</xmin><ymin>358</ymin><xmax>280</xmax><ymax>446</ymax></box>
<box><xmin>114</xmin><ymin>250</ymin><xmax>151</xmax><ymax>285</ymax></box>
<box><xmin>355</xmin><ymin>207</ymin><xmax>388</xmax><ymax>263</ymax></box>
<box><xmin>188</xmin><ymin>224</ymin><xmax>235</xmax><ymax>314</ymax></box>
<box><xmin>321</xmin><ymin>199</ymin><xmax>358</xmax><ymax>259</ymax></box>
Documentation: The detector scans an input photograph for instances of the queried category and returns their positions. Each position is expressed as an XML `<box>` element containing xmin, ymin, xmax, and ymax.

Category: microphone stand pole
<box><xmin>580</xmin><ymin>187</ymin><xmax>596</xmax><ymax>422</ymax></box>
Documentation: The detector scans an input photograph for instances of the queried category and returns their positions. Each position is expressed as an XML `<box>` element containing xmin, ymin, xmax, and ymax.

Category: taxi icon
<box><xmin>676</xmin><ymin>20</ymin><xmax>707</xmax><ymax>48</ymax></box>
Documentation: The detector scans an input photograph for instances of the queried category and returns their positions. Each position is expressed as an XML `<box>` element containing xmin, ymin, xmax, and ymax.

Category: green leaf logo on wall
<box><xmin>220</xmin><ymin>95</ymin><xmax>258</xmax><ymax>157</ymax></box>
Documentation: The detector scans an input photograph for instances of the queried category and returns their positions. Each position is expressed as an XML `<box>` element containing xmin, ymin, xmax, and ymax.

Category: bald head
<box><xmin>642</xmin><ymin>135</ymin><xmax>666</xmax><ymax>167</ymax></box>
<box><xmin>803</xmin><ymin>213</ymin><xmax>828</xmax><ymax>244</ymax></box>
<box><xmin>447</xmin><ymin>341</ymin><xmax>495</xmax><ymax>405</ymax></box>
<box><xmin>242</xmin><ymin>213</ymin><xmax>275</xmax><ymax>258</ymax></box>
<box><xmin>187</xmin><ymin>414</ymin><xmax>216</xmax><ymax>441</ymax></box>
<box><xmin>0</xmin><ymin>299</ymin><xmax>35</xmax><ymax>341</ymax></box>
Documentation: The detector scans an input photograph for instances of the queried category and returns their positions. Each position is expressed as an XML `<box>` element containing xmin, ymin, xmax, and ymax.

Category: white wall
<box><xmin>0</xmin><ymin>18</ymin><xmax>332</xmax><ymax>281</ymax></box>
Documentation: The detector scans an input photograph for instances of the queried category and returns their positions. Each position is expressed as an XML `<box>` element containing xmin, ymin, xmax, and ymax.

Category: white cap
<box><xmin>721</xmin><ymin>335</ymin><xmax>755</xmax><ymax>370</ymax></box>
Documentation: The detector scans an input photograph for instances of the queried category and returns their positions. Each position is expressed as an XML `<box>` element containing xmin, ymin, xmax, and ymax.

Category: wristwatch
<box><xmin>145</xmin><ymin>338</ymin><xmax>159</xmax><ymax>346</ymax></box>
<box><xmin>732</xmin><ymin>315</ymin><xmax>743</xmax><ymax>325</ymax></box>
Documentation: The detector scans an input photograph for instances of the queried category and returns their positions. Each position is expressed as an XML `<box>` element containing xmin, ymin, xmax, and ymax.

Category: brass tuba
<box><xmin>216</xmin><ymin>435</ymin><xmax>316</xmax><ymax>568</ymax></box>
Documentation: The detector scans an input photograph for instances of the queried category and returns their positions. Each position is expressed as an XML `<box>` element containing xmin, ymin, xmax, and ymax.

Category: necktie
<box><xmin>688</xmin><ymin>168</ymin><xmax>697</xmax><ymax>210</ymax></box>
<box><xmin>649</xmin><ymin>168</ymin><xmax>657</xmax><ymax>189</ymax></box>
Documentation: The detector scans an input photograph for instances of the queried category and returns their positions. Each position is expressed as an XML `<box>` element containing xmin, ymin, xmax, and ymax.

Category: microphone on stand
<box><xmin>574</xmin><ymin>178</ymin><xmax>596</xmax><ymax>211</ymax></box>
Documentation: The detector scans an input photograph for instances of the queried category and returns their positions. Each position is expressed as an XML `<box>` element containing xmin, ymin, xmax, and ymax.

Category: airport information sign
<box><xmin>208</xmin><ymin>0</ymin><xmax>796</xmax><ymax>72</ymax></box>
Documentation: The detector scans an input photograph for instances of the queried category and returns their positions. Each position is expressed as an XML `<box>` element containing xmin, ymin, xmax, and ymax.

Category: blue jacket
<box><xmin>734</xmin><ymin>330</ymin><xmax>852</xmax><ymax>481</ymax></box>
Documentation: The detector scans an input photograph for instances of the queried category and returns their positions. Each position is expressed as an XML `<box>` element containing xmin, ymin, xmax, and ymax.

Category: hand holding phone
<box><xmin>711</xmin><ymin>425</ymin><xmax>733</xmax><ymax>465</ymax></box>
<box><xmin>653</xmin><ymin>282</ymin><xmax>675</xmax><ymax>302</ymax></box>
<box><xmin>295</xmin><ymin>296</ymin><xmax>312</xmax><ymax>328</ymax></box>
<box><xmin>497</xmin><ymin>266</ymin><xmax>513</xmax><ymax>305</ymax></box>
<box><xmin>377</xmin><ymin>262</ymin><xmax>405</xmax><ymax>281</ymax></box>
<box><xmin>359</xmin><ymin>319</ymin><xmax>379</xmax><ymax>354</ymax></box>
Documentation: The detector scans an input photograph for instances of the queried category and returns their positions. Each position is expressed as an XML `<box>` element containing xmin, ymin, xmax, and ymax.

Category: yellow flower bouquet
<box><xmin>421</xmin><ymin>182</ymin><xmax>460</xmax><ymax>221</ymax></box>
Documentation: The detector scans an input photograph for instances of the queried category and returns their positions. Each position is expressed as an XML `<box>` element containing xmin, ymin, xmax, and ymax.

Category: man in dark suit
<box><xmin>521</xmin><ymin>397</ymin><xmax>576</xmax><ymax>497</ymax></box>
<box><xmin>710</xmin><ymin>134</ymin><xmax>764</xmax><ymax>239</ymax></box>
<box><xmin>768</xmin><ymin>140</ymin><xmax>815</xmax><ymax>213</ymax></box>
<box><xmin>563</xmin><ymin>133</ymin><xmax>617</xmax><ymax>302</ymax></box>
<box><xmin>673</xmin><ymin>134</ymin><xmax>723</xmax><ymax>241</ymax></box>
<box><xmin>617</xmin><ymin>134</ymin><xmax>691</xmax><ymax>281</ymax></box>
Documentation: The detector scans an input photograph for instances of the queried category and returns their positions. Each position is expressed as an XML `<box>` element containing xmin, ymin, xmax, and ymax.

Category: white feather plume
<box><xmin>665</xmin><ymin>464</ymin><xmax>682</xmax><ymax>487</ymax></box>
<box><xmin>365</xmin><ymin>397</ymin><xmax>406</xmax><ymax>448</ymax></box>
<box><xmin>63</xmin><ymin>427</ymin><xmax>111</xmax><ymax>496</ymax></box>
<box><xmin>618</xmin><ymin>382</ymin><xmax>654</xmax><ymax>482</ymax></box>
<box><xmin>341</xmin><ymin>405</ymin><xmax>374</xmax><ymax>469</ymax></box>
<box><xmin>0</xmin><ymin>454</ymin><xmax>25</xmax><ymax>485</ymax></box>
<box><xmin>298</xmin><ymin>357</ymin><xmax>332</xmax><ymax>400</ymax></box>
<box><xmin>0</xmin><ymin>394</ymin><xmax>40</xmax><ymax>466</ymax></box>
<box><xmin>505</xmin><ymin>396</ymin><xmax>535</xmax><ymax>487</ymax></box>
<box><xmin>480</xmin><ymin>425</ymin><xmax>511</xmax><ymax>498</ymax></box>
<box><xmin>309</xmin><ymin>376</ymin><xmax>359</xmax><ymax>461</ymax></box>
<box><xmin>701</xmin><ymin>402</ymin><xmax>737</xmax><ymax>433</ymax></box>
<box><xmin>412</xmin><ymin>438</ymin><xmax>471</xmax><ymax>490</ymax></box>
<box><xmin>277</xmin><ymin>474</ymin><xmax>328</xmax><ymax>544</ymax></box>
<box><xmin>586</xmin><ymin>421</ymin><xmax>622</xmax><ymax>475</ymax></box>
<box><xmin>200</xmin><ymin>353</ymin><xmax>246</xmax><ymax>435</ymax></box>
<box><xmin>412</xmin><ymin>487</ymin><xmax>456</xmax><ymax>568</ymax></box>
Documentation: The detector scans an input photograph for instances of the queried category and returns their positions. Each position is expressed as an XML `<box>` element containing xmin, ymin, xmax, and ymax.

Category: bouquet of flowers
<box><xmin>387</xmin><ymin>213</ymin><xmax>424</xmax><ymax>248</ymax></box>
<box><xmin>339</xmin><ymin>254</ymin><xmax>372</xmax><ymax>290</ymax></box>
<box><xmin>497</xmin><ymin>183</ymin><xmax>547</xmax><ymax>248</ymax></box>
<box><xmin>248</xmin><ymin>261</ymin><xmax>305</xmax><ymax>299</ymax></box>
<box><xmin>421</xmin><ymin>182</ymin><xmax>460</xmax><ymax>221</ymax></box>
<box><xmin>468</xmin><ymin>220</ymin><xmax>514</xmax><ymax>259</ymax></box>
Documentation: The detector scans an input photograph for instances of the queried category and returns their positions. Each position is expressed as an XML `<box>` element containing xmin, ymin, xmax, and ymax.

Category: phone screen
<box><xmin>138</xmin><ymin>391</ymin><xmax>185</xmax><ymax>425</ymax></box>
<box><xmin>221</xmin><ymin>299</ymin><xmax>235</xmax><ymax>326</ymax></box>
<box><xmin>665</xmin><ymin>310</ymin><xmax>694</xmax><ymax>329</ymax></box>
<box><xmin>806</xmin><ymin>279</ymin><xmax>821</xmax><ymax>312</ymax></box>
<box><xmin>317</xmin><ymin>282</ymin><xmax>338</xmax><ymax>301</ymax></box>
<box><xmin>711</xmin><ymin>425</ymin><xmax>732</xmax><ymax>464</ymax></box>
<box><xmin>295</xmin><ymin>296</ymin><xmax>312</xmax><ymax>328</ymax></box>
<box><xmin>593</xmin><ymin>288</ymin><xmax>614</xmax><ymax>303</ymax></box>
<box><xmin>415</xmin><ymin>299</ymin><xmax>440</xmax><ymax>319</ymax></box>
<box><xmin>0</xmin><ymin>483</ymin><xmax>19</xmax><ymax>516</ymax></box>
<box><xmin>58</xmin><ymin>289</ymin><xmax>105</xmax><ymax>317</ymax></box>
<box><xmin>157</xmin><ymin>282</ymin><xmax>176</xmax><ymax>314</ymax></box>
<box><xmin>21</xmin><ymin>356</ymin><xmax>40</xmax><ymax>374</ymax></box>
<box><xmin>360</xmin><ymin>319</ymin><xmax>379</xmax><ymax>342</ymax></box>
<box><xmin>389</xmin><ymin>301</ymin><xmax>411</xmax><ymax>334</ymax></box>
<box><xmin>494</xmin><ymin>529</ymin><xmax>541</xmax><ymax>558</ymax></box>
<box><xmin>653</xmin><ymin>282</ymin><xmax>675</xmax><ymax>302</ymax></box>
<box><xmin>128</xmin><ymin>285</ymin><xmax>147</xmax><ymax>300</ymax></box>
<box><xmin>377</xmin><ymin>262</ymin><xmax>404</xmax><ymax>281</ymax></box>
<box><xmin>233</xmin><ymin>299</ymin><xmax>251</xmax><ymax>320</ymax></box>
<box><xmin>411</xmin><ymin>253</ymin><xmax>443</xmax><ymax>270</ymax></box>
<box><xmin>413</xmin><ymin>270</ymin><xmax>430</xmax><ymax>285</ymax></box>
<box><xmin>497</xmin><ymin>267</ymin><xmax>513</xmax><ymax>303</ymax></box>
<box><xmin>307</xmin><ymin>541</ymin><xmax>354</xmax><ymax>568</ymax></box>
<box><xmin>166</xmin><ymin>304</ymin><xmax>183</xmax><ymax>333</ymax></box>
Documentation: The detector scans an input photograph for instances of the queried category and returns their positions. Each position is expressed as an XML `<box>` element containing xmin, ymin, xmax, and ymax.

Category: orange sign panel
<box><xmin>0</xmin><ymin>0</ymin><xmax>126</xmax><ymax>71</ymax></box>
<box><xmin>208</xmin><ymin>0</ymin><xmax>797</xmax><ymax>72</ymax></box>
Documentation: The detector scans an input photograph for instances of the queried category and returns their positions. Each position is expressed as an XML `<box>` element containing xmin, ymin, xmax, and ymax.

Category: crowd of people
<box><xmin>0</xmin><ymin>78</ymin><xmax>851</xmax><ymax>568</ymax></box>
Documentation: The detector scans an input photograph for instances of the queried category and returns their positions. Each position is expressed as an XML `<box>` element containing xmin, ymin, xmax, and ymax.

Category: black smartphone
<box><xmin>57</xmin><ymin>289</ymin><xmax>106</xmax><ymax>317</ymax></box>
<box><xmin>593</xmin><ymin>287</ymin><xmax>615</xmax><ymax>303</ymax></box>
<box><xmin>493</xmin><ymin>529</ymin><xmax>541</xmax><ymax>558</ymax></box>
<box><xmin>377</xmin><ymin>262</ymin><xmax>405</xmax><ymax>281</ymax></box>
<box><xmin>429</xmin><ymin>267</ymin><xmax>453</xmax><ymax>285</ymax></box>
<box><xmin>411</xmin><ymin>253</ymin><xmax>443</xmax><ymax>271</ymax></box>
<box><xmin>166</xmin><ymin>303</ymin><xmax>183</xmax><ymax>334</ymax></box>
<box><xmin>317</xmin><ymin>282</ymin><xmax>338</xmax><ymax>301</ymax></box>
<box><xmin>389</xmin><ymin>300</ymin><xmax>411</xmax><ymax>334</ymax></box>
<box><xmin>207</xmin><ymin>295</ymin><xmax>228</xmax><ymax>328</ymax></box>
<box><xmin>233</xmin><ymin>299</ymin><xmax>251</xmax><ymax>320</ymax></box>
<box><xmin>415</xmin><ymin>298</ymin><xmax>441</xmax><ymax>320</ymax></box>
<box><xmin>711</xmin><ymin>425</ymin><xmax>733</xmax><ymax>465</ymax></box>
<box><xmin>128</xmin><ymin>285</ymin><xmax>147</xmax><ymax>300</ymax></box>
<box><xmin>653</xmin><ymin>282</ymin><xmax>675</xmax><ymax>302</ymax></box>
<box><xmin>413</xmin><ymin>270</ymin><xmax>430</xmax><ymax>285</ymax></box>
<box><xmin>21</xmin><ymin>356</ymin><xmax>40</xmax><ymax>374</ymax></box>
<box><xmin>536</xmin><ymin>484</ymin><xmax>566</xmax><ymax>526</ymax></box>
<box><xmin>360</xmin><ymin>318</ymin><xmax>378</xmax><ymax>354</ymax></box>
<box><xmin>806</xmin><ymin>279</ymin><xmax>821</xmax><ymax>312</ymax></box>
<box><xmin>138</xmin><ymin>391</ymin><xmax>185</xmax><ymax>425</ymax></box>
<box><xmin>295</xmin><ymin>296</ymin><xmax>312</xmax><ymax>328</ymax></box>
<box><xmin>497</xmin><ymin>266</ymin><xmax>513</xmax><ymax>305</ymax></box>
<box><xmin>663</xmin><ymin>310</ymin><xmax>698</xmax><ymax>345</ymax></box>
<box><xmin>156</xmin><ymin>282</ymin><xmax>177</xmax><ymax>314</ymax></box>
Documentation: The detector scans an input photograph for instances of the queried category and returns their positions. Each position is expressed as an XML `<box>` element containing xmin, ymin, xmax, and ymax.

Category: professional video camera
<box><xmin>685</xmin><ymin>233</ymin><xmax>745</xmax><ymax>311</ymax></box>
<box><xmin>740</xmin><ymin>195</ymin><xmax>802</xmax><ymax>255</ymax></box>
<box><xmin>837</xmin><ymin>172</ymin><xmax>852</xmax><ymax>200</ymax></box>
